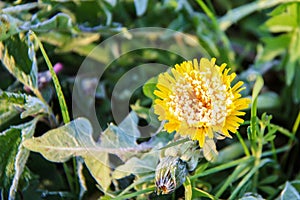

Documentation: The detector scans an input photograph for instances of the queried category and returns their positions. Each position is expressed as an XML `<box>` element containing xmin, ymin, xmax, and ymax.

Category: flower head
<box><xmin>154</xmin><ymin>58</ymin><xmax>250</xmax><ymax>147</ymax></box>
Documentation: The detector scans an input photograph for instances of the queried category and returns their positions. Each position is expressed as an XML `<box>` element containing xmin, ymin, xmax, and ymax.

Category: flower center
<box><xmin>167</xmin><ymin>70</ymin><xmax>227</xmax><ymax>127</ymax></box>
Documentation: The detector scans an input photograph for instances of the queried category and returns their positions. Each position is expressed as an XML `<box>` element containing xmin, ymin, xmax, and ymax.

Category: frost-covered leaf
<box><xmin>22</xmin><ymin>118</ymin><xmax>91</xmax><ymax>162</ymax></box>
<box><xmin>25</xmin><ymin>13</ymin><xmax>74</xmax><ymax>33</ymax></box>
<box><xmin>0</xmin><ymin>127</ymin><xmax>21</xmax><ymax>199</ymax></box>
<box><xmin>0</xmin><ymin>91</ymin><xmax>50</xmax><ymax>119</ymax></box>
<box><xmin>0</xmin><ymin>99</ymin><xmax>19</xmax><ymax>127</ymax></box>
<box><xmin>9</xmin><ymin>118</ymin><xmax>39</xmax><ymax>199</ymax></box>
<box><xmin>0</xmin><ymin>33</ymin><xmax>38</xmax><ymax>91</ymax></box>
<box><xmin>21</xmin><ymin>95</ymin><xmax>50</xmax><ymax>118</ymax></box>
<box><xmin>100</xmin><ymin>123</ymin><xmax>139</xmax><ymax>150</ymax></box>
<box><xmin>112</xmin><ymin>150</ymin><xmax>159</xmax><ymax>179</ymax></box>
<box><xmin>134</xmin><ymin>0</ymin><xmax>148</xmax><ymax>16</ymax></box>
<box><xmin>0</xmin><ymin>118</ymin><xmax>38</xmax><ymax>200</ymax></box>
<box><xmin>203</xmin><ymin>138</ymin><xmax>218</xmax><ymax>162</ymax></box>
<box><xmin>279</xmin><ymin>182</ymin><xmax>300</xmax><ymax>200</ymax></box>
<box><xmin>0</xmin><ymin>14</ymin><xmax>22</xmax><ymax>41</ymax></box>
<box><xmin>84</xmin><ymin>154</ymin><xmax>111</xmax><ymax>191</ymax></box>
<box><xmin>23</xmin><ymin>118</ymin><xmax>112</xmax><ymax>191</ymax></box>
<box><xmin>118</xmin><ymin>111</ymin><xmax>140</xmax><ymax>138</ymax></box>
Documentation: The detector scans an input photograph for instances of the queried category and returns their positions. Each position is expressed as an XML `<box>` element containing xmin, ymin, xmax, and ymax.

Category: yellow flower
<box><xmin>154</xmin><ymin>58</ymin><xmax>250</xmax><ymax>147</ymax></box>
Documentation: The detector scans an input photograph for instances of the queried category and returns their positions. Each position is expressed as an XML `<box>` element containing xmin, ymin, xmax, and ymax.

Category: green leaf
<box><xmin>9</xmin><ymin>118</ymin><xmax>39</xmax><ymax>199</ymax></box>
<box><xmin>31</xmin><ymin>31</ymin><xmax>70</xmax><ymax>123</ymax></box>
<box><xmin>183</xmin><ymin>177</ymin><xmax>192</xmax><ymax>200</ymax></box>
<box><xmin>22</xmin><ymin>118</ymin><xmax>92</xmax><ymax>162</ymax></box>
<box><xmin>192</xmin><ymin>187</ymin><xmax>215</xmax><ymax>200</ymax></box>
<box><xmin>0</xmin><ymin>33</ymin><xmax>38</xmax><ymax>91</ymax></box>
<box><xmin>22</xmin><ymin>118</ymin><xmax>112</xmax><ymax>191</ymax></box>
<box><xmin>0</xmin><ymin>14</ymin><xmax>22</xmax><ymax>41</ymax></box>
<box><xmin>112</xmin><ymin>150</ymin><xmax>159</xmax><ymax>179</ymax></box>
<box><xmin>0</xmin><ymin>127</ymin><xmax>21</xmax><ymax>199</ymax></box>
<box><xmin>143</xmin><ymin>76</ymin><xmax>158</xmax><ymax>100</ymax></box>
<box><xmin>258</xmin><ymin>185</ymin><xmax>277</xmax><ymax>196</ymax></box>
<box><xmin>279</xmin><ymin>182</ymin><xmax>300</xmax><ymax>200</ymax></box>
<box><xmin>293</xmin><ymin>66</ymin><xmax>300</xmax><ymax>103</ymax></box>
<box><xmin>252</xmin><ymin>75</ymin><xmax>264</xmax><ymax>102</ymax></box>
<box><xmin>118</xmin><ymin>111</ymin><xmax>140</xmax><ymax>138</ymax></box>
<box><xmin>28</xmin><ymin>13</ymin><xmax>75</xmax><ymax>33</ymax></box>
<box><xmin>0</xmin><ymin>99</ymin><xmax>19</xmax><ymax>128</ymax></box>
<box><xmin>0</xmin><ymin>91</ymin><xmax>50</xmax><ymax>119</ymax></box>
<box><xmin>134</xmin><ymin>0</ymin><xmax>148</xmax><ymax>16</ymax></box>
<box><xmin>259</xmin><ymin>175</ymin><xmax>278</xmax><ymax>185</ymax></box>
<box><xmin>257</xmin><ymin>92</ymin><xmax>281</xmax><ymax>110</ymax></box>
<box><xmin>265</xmin><ymin>13</ymin><xmax>297</xmax><ymax>33</ymax></box>
<box><xmin>259</xmin><ymin>34</ymin><xmax>291</xmax><ymax>62</ymax></box>
<box><xmin>83</xmin><ymin>154</ymin><xmax>111</xmax><ymax>192</ymax></box>
<box><xmin>203</xmin><ymin>138</ymin><xmax>218</xmax><ymax>162</ymax></box>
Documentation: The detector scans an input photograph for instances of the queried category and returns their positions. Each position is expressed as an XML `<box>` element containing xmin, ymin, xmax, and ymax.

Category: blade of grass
<box><xmin>250</xmin><ymin>75</ymin><xmax>264</xmax><ymax>154</ymax></box>
<box><xmin>190</xmin><ymin>156</ymin><xmax>254</xmax><ymax>180</ymax></box>
<box><xmin>30</xmin><ymin>31</ymin><xmax>70</xmax><ymax>123</ymax></box>
<box><xmin>229</xmin><ymin>158</ymin><xmax>271</xmax><ymax>199</ymax></box>
<box><xmin>215</xmin><ymin>162</ymin><xmax>250</xmax><ymax>198</ymax></box>
<box><xmin>195</xmin><ymin>0</ymin><xmax>235</xmax><ymax>69</ymax></box>
<box><xmin>291</xmin><ymin>109</ymin><xmax>300</xmax><ymax>145</ymax></box>
<box><xmin>236</xmin><ymin>131</ymin><xmax>250</xmax><ymax>157</ymax></box>
<box><xmin>116</xmin><ymin>174</ymin><xmax>154</xmax><ymax>197</ymax></box>
<box><xmin>114</xmin><ymin>186</ymin><xmax>155</xmax><ymax>200</ymax></box>
<box><xmin>219</xmin><ymin>0</ymin><xmax>300</xmax><ymax>31</ymax></box>
<box><xmin>193</xmin><ymin>187</ymin><xmax>216</xmax><ymax>200</ymax></box>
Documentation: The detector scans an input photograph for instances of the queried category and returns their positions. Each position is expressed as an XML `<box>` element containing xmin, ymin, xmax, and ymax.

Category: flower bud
<box><xmin>155</xmin><ymin>156</ymin><xmax>188</xmax><ymax>195</ymax></box>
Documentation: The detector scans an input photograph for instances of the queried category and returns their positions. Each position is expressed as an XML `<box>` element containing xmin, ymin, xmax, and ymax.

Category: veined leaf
<box><xmin>265</xmin><ymin>13</ymin><xmax>297</xmax><ymax>33</ymax></box>
<box><xmin>9</xmin><ymin>118</ymin><xmax>39</xmax><ymax>200</ymax></box>
<box><xmin>112</xmin><ymin>150</ymin><xmax>159</xmax><ymax>179</ymax></box>
<box><xmin>22</xmin><ymin>116</ymin><xmax>153</xmax><ymax>191</ymax></box>
<box><xmin>0</xmin><ymin>118</ymin><xmax>38</xmax><ymax>200</ymax></box>
<box><xmin>0</xmin><ymin>14</ymin><xmax>22</xmax><ymax>41</ymax></box>
<box><xmin>84</xmin><ymin>154</ymin><xmax>111</xmax><ymax>192</ymax></box>
<box><xmin>0</xmin><ymin>91</ymin><xmax>50</xmax><ymax>119</ymax></box>
<box><xmin>27</xmin><ymin>13</ymin><xmax>75</xmax><ymax>33</ymax></box>
<box><xmin>279</xmin><ymin>182</ymin><xmax>300</xmax><ymax>200</ymax></box>
<box><xmin>143</xmin><ymin>76</ymin><xmax>157</xmax><ymax>100</ymax></box>
<box><xmin>0</xmin><ymin>33</ymin><xmax>38</xmax><ymax>91</ymax></box>
<box><xmin>0</xmin><ymin>127</ymin><xmax>21</xmax><ymax>199</ymax></box>
<box><xmin>134</xmin><ymin>0</ymin><xmax>148</xmax><ymax>16</ymax></box>
<box><xmin>22</xmin><ymin>118</ymin><xmax>90</xmax><ymax>162</ymax></box>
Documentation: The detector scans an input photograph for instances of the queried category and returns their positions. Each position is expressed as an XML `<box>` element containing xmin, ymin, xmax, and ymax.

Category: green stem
<box><xmin>236</xmin><ymin>131</ymin><xmax>250</xmax><ymax>157</ymax></box>
<box><xmin>190</xmin><ymin>156</ymin><xmax>254</xmax><ymax>180</ymax></box>
<box><xmin>291</xmin><ymin>109</ymin><xmax>300</xmax><ymax>138</ymax></box>
<box><xmin>63</xmin><ymin>162</ymin><xmax>74</xmax><ymax>192</ymax></box>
